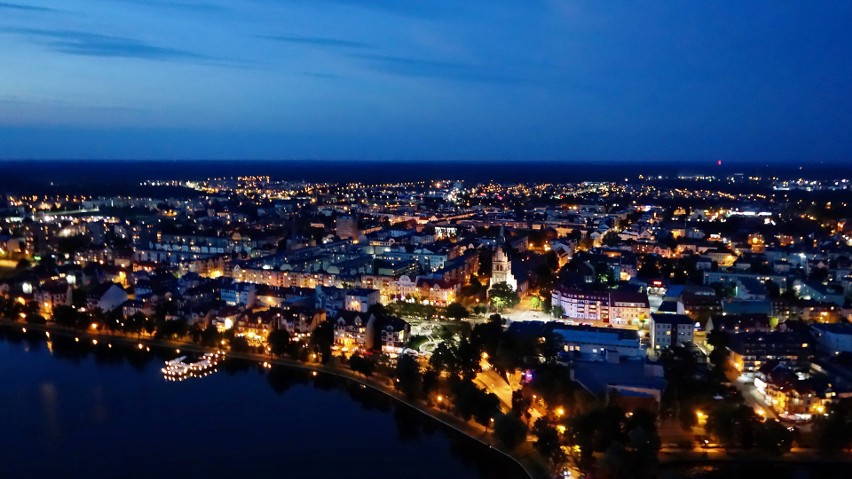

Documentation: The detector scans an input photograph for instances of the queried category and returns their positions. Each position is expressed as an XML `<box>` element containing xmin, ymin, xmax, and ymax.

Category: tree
<box><xmin>814</xmin><ymin>398</ymin><xmax>852</xmax><ymax>451</ymax></box>
<box><xmin>349</xmin><ymin>353</ymin><xmax>365</xmax><ymax>375</ymax></box>
<box><xmin>706</xmin><ymin>402</ymin><xmax>759</xmax><ymax>449</ymax></box>
<box><xmin>532</xmin><ymin>418</ymin><xmax>564</xmax><ymax>463</ymax></box>
<box><xmin>527</xmin><ymin>364</ymin><xmax>584</xmax><ymax>411</ymax></box>
<box><xmin>456</xmin><ymin>337</ymin><xmax>482</xmax><ymax>380</ymax></box>
<box><xmin>708</xmin><ymin>331</ymin><xmax>731</xmax><ymax>372</ymax></box>
<box><xmin>71</xmin><ymin>288</ymin><xmax>87</xmax><ymax>308</ymax></box>
<box><xmin>126</xmin><ymin>312</ymin><xmax>147</xmax><ymax>336</ymax></box>
<box><xmin>200</xmin><ymin>325</ymin><xmax>222</xmax><ymax>347</ymax></box>
<box><xmin>489</xmin><ymin>282</ymin><xmax>519</xmax><ymax>311</ymax></box>
<box><xmin>229</xmin><ymin>335</ymin><xmax>250</xmax><ymax>353</ymax></box>
<box><xmin>473</xmin><ymin>392</ymin><xmax>501</xmax><ymax>427</ymax></box>
<box><xmin>349</xmin><ymin>353</ymin><xmax>375</xmax><ymax>377</ymax></box>
<box><xmin>429</xmin><ymin>340</ymin><xmax>461</xmax><ymax>376</ymax></box>
<box><xmin>511</xmin><ymin>390</ymin><xmax>531</xmax><ymax>418</ymax></box>
<box><xmin>756</xmin><ymin>420</ymin><xmax>793</xmax><ymax>455</ymax></box>
<box><xmin>493</xmin><ymin>413</ymin><xmax>528</xmax><ymax>449</ymax></box>
<box><xmin>469</xmin><ymin>319</ymin><xmax>502</xmax><ymax>359</ymax></box>
<box><xmin>267</xmin><ymin>329</ymin><xmax>290</xmax><ymax>356</ymax></box>
<box><xmin>155</xmin><ymin>320</ymin><xmax>188</xmax><ymax>340</ymax></box>
<box><xmin>452</xmin><ymin>379</ymin><xmax>482</xmax><ymax>420</ymax></box>
<box><xmin>445</xmin><ymin>302</ymin><xmax>470</xmax><ymax>320</ymax></box>
<box><xmin>422</xmin><ymin>369</ymin><xmax>438</xmax><ymax>395</ymax></box>
<box><xmin>529</xmin><ymin>296</ymin><xmax>541</xmax><ymax>310</ymax></box>
<box><xmin>552</xmin><ymin>304</ymin><xmax>565</xmax><ymax>318</ymax></box>
<box><xmin>52</xmin><ymin>305</ymin><xmax>82</xmax><ymax>327</ymax></box>
<box><xmin>706</xmin><ymin>329</ymin><xmax>729</xmax><ymax>349</ymax></box>
<box><xmin>565</xmin><ymin>405</ymin><xmax>659</xmax><ymax>478</ymax></box>
<box><xmin>310</xmin><ymin>321</ymin><xmax>334</xmax><ymax>364</ymax></box>
<box><xmin>539</xmin><ymin>332</ymin><xmax>562</xmax><ymax>364</ymax></box>
<box><xmin>394</xmin><ymin>354</ymin><xmax>422</xmax><ymax>399</ymax></box>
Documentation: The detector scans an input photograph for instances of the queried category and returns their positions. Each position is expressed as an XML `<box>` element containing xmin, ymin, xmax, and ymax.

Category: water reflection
<box><xmin>1</xmin><ymin>327</ymin><xmax>527</xmax><ymax>479</ymax></box>
<box><xmin>39</xmin><ymin>381</ymin><xmax>61</xmax><ymax>439</ymax></box>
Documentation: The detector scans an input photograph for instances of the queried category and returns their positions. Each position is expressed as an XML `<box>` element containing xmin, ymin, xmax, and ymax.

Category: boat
<box><xmin>161</xmin><ymin>352</ymin><xmax>223</xmax><ymax>381</ymax></box>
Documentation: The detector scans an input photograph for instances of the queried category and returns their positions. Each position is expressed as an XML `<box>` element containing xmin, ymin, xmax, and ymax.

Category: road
<box><xmin>724</xmin><ymin>367</ymin><xmax>778</xmax><ymax>420</ymax></box>
<box><xmin>475</xmin><ymin>361</ymin><xmax>515</xmax><ymax>407</ymax></box>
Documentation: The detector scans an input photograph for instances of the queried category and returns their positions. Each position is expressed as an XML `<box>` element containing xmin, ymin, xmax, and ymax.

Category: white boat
<box><xmin>162</xmin><ymin>352</ymin><xmax>223</xmax><ymax>381</ymax></box>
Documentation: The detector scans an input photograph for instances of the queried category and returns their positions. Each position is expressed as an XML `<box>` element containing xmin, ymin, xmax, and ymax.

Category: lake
<box><xmin>0</xmin><ymin>329</ymin><xmax>527</xmax><ymax>479</ymax></box>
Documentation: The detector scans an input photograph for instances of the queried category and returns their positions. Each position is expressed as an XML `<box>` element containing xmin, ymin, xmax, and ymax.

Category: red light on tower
<box><xmin>717</xmin><ymin>160</ymin><xmax>722</xmax><ymax>166</ymax></box>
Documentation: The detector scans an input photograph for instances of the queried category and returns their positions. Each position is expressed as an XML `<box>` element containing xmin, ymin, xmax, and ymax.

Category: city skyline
<box><xmin>2</xmin><ymin>1</ymin><xmax>852</xmax><ymax>162</ymax></box>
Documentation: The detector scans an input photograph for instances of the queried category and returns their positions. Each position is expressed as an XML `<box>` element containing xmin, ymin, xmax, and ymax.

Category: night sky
<box><xmin>1</xmin><ymin>1</ymin><xmax>850</xmax><ymax>162</ymax></box>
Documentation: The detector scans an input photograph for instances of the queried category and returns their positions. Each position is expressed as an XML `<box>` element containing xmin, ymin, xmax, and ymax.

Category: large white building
<box><xmin>551</xmin><ymin>287</ymin><xmax>650</xmax><ymax>326</ymax></box>
<box><xmin>650</xmin><ymin>314</ymin><xmax>695</xmax><ymax>350</ymax></box>
<box><xmin>550</xmin><ymin>324</ymin><xmax>644</xmax><ymax>360</ymax></box>
<box><xmin>810</xmin><ymin>323</ymin><xmax>852</xmax><ymax>355</ymax></box>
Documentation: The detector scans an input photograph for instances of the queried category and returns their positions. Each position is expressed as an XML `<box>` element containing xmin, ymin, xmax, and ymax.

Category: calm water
<box><xmin>0</xmin><ymin>329</ymin><xmax>526</xmax><ymax>479</ymax></box>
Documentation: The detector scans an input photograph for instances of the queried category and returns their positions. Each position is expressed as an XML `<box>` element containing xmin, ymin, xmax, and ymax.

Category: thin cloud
<box><xmin>109</xmin><ymin>0</ymin><xmax>226</xmax><ymax>14</ymax></box>
<box><xmin>0</xmin><ymin>2</ymin><xmax>55</xmax><ymax>12</ymax></box>
<box><xmin>289</xmin><ymin>0</ymin><xmax>450</xmax><ymax>19</ymax></box>
<box><xmin>0</xmin><ymin>27</ymin><xmax>210</xmax><ymax>61</ymax></box>
<box><xmin>261</xmin><ymin>34</ymin><xmax>372</xmax><ymax>49</ymax></box>
<box><xmin>298</xmin><ymin>71</ymin><xmax>342</xmax><ymax>79</ymax></box>
<box><xmin>351</xmin><ymin>53</ymin><xmax>526</xmax><ymax>84</ymax></box>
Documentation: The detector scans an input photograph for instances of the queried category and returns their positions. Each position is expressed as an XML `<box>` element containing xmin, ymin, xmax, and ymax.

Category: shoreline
<box><xmin>8</xmin><ymin>319</ymin><xmax>849</xmax><ymax>476</ymax></box>
<box><xmin>0</xmin><ymin>319</ymin><xmax>543</xmax><ymax>479</ymax></box>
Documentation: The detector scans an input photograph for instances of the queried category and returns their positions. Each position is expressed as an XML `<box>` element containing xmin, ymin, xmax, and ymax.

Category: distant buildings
<box><xmin>754</xmin><ymin>362</ymin><xmax>835</xmax><ymax>421</ymax></box>
<box><xmin>810</xmin><ymin>323</ymin><xmax>852</xmax><ymax>355</ymax></box>
<box><xmin>3</xmin><ymin>169</ymin><xmax>851</xmax><ymax>405</ymax></box>
<box><xmin>335</xmin><ymin>215</ymin><xmax>359</xmax><ymax>241</ymax></box>
<box><xmin>85</xmin><ymin>282</ymin><xmax>128</xmax><ymax>312</ymax></box>
<box><xmin>705</xmin><ymin>313</ymin><xmax>772</xmax><ymax>335</ymax></box>
<box><xmin>550</xmin><ymin>323</ymin><xmax>644</xmax><ymax>361</ymax></box>
<box><xmin>728</xmin><ymin>331</ymin><xmax>813</xmax><ymax>377</ymax></box>
<box><xmin>649</xmin><ymin>314</ymin><xmax>694</xmax><ymax>350</ymax></box>
<box><xmin>551</xmin><ymin>287</ymin><xmax>650</xmax><ymax>326</ymax></box>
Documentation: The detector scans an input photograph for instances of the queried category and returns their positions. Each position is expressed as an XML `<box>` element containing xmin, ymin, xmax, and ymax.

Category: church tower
<box><xmin>489</xmin><ymin>226</ymin><xmax>517</xmax><ymax>291</ymax></box>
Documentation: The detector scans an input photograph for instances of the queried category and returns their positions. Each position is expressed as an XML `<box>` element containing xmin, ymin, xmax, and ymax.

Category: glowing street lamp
<box><xmin>696</xmin><ymin>410</ymin><xmax>707</xmax><ymax>426</ymax></box>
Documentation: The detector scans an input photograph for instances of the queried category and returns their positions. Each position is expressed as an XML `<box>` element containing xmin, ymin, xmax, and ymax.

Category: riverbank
<box><xmin>0</xmin><ymin>318</ymin><xmax>546</xmax><ymax>479</ymax></box>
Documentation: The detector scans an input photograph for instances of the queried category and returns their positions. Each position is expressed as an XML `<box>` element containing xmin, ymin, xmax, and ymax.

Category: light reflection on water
<box><xmin>1</xmin><ymin>330</ymin><xmax>527</xmax><ymax>479</ymax></box>
<box><xmin>39</xmin><ymin>381</ymin><xmax>61</xmax><ymax>440</ymax></box>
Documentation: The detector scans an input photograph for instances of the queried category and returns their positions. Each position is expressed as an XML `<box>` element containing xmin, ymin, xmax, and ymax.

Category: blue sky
<box><xmin>0</xmin><ymin>0</ymin><xmax>850</xmax><ymax>162</ymax></box>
